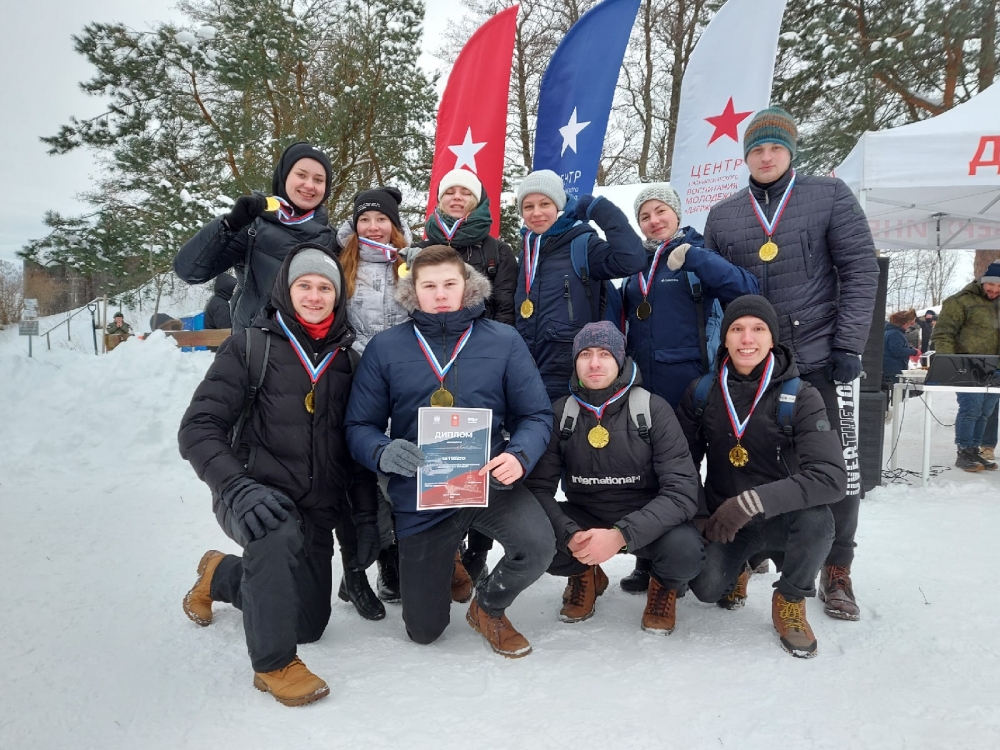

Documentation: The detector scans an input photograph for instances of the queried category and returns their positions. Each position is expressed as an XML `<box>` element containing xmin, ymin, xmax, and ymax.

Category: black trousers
<box><xmin>211</xmin><ymin>507</ymin><xmax>336</xmax><ymax>673</ymax></box>
<box><xmin>397</xmin><ymin>484</ymin><xmax>555</xmax><ymax>645</ymax></box>
<box><xmin>545</xmin><ymin>503</ymin><xmax>705</xmax><ymax>591</ymax></box>
<box><xmin>689</xmin><ymin>505</ymin><xmax>834</xmax><ymax>602</ymax></box>
<box><xmin>802</xmin><ymin>371</ymin><xmax>861</xmax><ymax>567</ymax></box>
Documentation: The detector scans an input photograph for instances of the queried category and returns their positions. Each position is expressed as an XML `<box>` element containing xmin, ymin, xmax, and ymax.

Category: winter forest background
<box><xmin>12</xmin><ymin>0</ymin><xmax>1000</xmax><ymax>318</ymax></box>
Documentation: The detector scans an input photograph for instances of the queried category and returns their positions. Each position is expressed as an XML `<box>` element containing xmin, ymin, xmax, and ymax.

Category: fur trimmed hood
<box><xmin>394</xmin><ymin>262</ymin><xmax>493</xmax><ymax>314</ymax></box>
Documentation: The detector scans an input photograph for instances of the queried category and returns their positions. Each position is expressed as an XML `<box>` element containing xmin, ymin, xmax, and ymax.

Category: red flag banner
<box><xmin>425</xmin><ymin>6</ymin><xmax>518</xmax><ymax>237</ymax></box>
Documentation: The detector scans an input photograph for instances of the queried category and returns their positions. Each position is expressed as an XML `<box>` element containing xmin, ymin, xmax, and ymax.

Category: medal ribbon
<box><xmin>433</xmin><ymin>210</ymin><xmax>466</xmax><ymax>242</ymax></box>
<box><xmin>638</xmin><ymin>241</ymin><xmax>669</xmax><ymax>298</ymax></box>
<box><xmin>359</xmin><ymin>236</ymin><xmax>399</xmax><ymax>262</ymax></box>
<box><xmin>413</xmin><ymin>322</ymin><xmax>474</xmax><ymax>388</ymax></box>
<box><xmin>275</xmin><ymin>311</ymin><xmax>339</xmax><ymax>385</ymax></box>
<box><xmin>272</xmin><ymin>196</ymin><xmax>317</xmax><ymax>226</ymax></box>
<box><xmin>749</xmin><ymin>169</ymin><xmax>796</xmax><ymax>239</ymax></box>
<box><xmin>719</xmin><ymin>353</ymin><xmax>776</xmax><ymax>441</ymax></box>
<box><xmin>572</xmin><ymin>362</ymin><xmax>638</xmax><ymax>422</ymax></box>
<box><xmin>522</xmin><ymin>233</ymin><xmax>543</xmax><ymax>296</ymax></box>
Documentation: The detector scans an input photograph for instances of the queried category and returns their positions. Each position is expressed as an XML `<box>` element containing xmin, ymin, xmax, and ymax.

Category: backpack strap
<box><xmin>559</xmin><ymin>397</ymin><xmax>581</xmax><ymax>440</ymax></box>
<box><xmin>775</xmin><ymin>376</ymin><xmax>800</xmax><ymax>439</ymax></box>
<box><xmin>482</xmin><ymin>237</ymin><xmax>499</xmax><ymax>279</ymax></box>
<box><xmin>686</xmin><ymin>272</ymin><xmax>710</xmax><ymax>373</ymax></box>
<box><xmin>628</xmin><ymin>387</ymin><xmax>652</xmax><ymax>444</ymax></box>
<box><xmin>345</xmin><ymin>346</ymin><xmax>360</xmax><ymax>374</ymax></box>
<box><xmin>232</xmin><ymin>326</ymin><xmax>271</xmax><ymax>451</ymax></box>
<box><xmin>692</xmin><ymin>371</ymin><xmax>715</xmax><ymax>420</ymax></box>
<box><xmin>569</xmin><ymin>233</ymin><xmax>593</xmax><ymax>303</ymax></box>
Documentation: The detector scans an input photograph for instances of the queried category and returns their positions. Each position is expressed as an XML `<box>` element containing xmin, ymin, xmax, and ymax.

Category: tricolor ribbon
<box><xmin>719</xmin><ymin>353</ymin><xmax>776</xmax><ymax>441</ymax></box>
<box><xmin>749</xmin><ymin>169</ymin><xmax>796</xmax><ymax>239</ymax></box>
<box><xmin>272</xmin><ymin>196</ymin><xmax>317</xmax><ymax>226</ymax></box>
<box><xmin>522</xmin><ymin>233</ymin><xmax>543</xmax><ymax>296</ymax></box>
<box><xmin>359</xmin><ymin>236</ymin><xmax>400</xmax><ymax>262</ymax></box>
<box><xmin>637</xmin><ymin>241</ymin><xmax>669</xmax><ymax>298</ymax></box>
<box><xmin>433</xmin><ymin>210</ymin><xmax>466</xmax><ymax>242</ymax></box>
<box><xmin>413</xmin><ymin>322</ymin><xmax>474</xmax><ymax>387</ymax></box>
<box><xmin>572</xmin><ymin>361</ymin><xmax>638</xmax><ymax>421</ymax></box>
<box><xmin>276</xmin><ymin>311</ymin><xmax>339</xmax><ymax>385</ymax></box>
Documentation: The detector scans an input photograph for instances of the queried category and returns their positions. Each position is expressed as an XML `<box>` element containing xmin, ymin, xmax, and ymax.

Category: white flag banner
<box><xmin>669</xmin><ymin>0</ymin><xmax>788</xmax><ymax>232</ymax></box>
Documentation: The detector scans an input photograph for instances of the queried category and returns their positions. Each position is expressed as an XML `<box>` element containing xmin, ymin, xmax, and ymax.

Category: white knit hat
<box><xmin>437</xmin><ymin>168</ymin><xmax>483</xmax><ymax>202</ymax></box>
<box><xmin>516</xmin><ymin>170</ymin><xmax>567</xmax><ymax>214</ymax></box>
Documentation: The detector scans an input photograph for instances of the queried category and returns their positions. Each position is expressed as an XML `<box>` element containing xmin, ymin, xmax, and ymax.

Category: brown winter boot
<box><xmin>717</xmin><ymin>565</ymin><xmax>751</xmax><ymax>610</ymax></box>
<box><xmin>771</xmin><ymin>590</ymin><xmax>818</xmax><ymax>658</ymax></box>
<box><xmin>559</xmin><ymin>565</ymin><xmax>609</xmax><ymax>623</ymax></box>
<box><xmin>466</xmin><ymin>599</ymin><xmax>532</xmax><ymax>658</ymax></box>
<box><xmin>451</xmin><ymin>550</ymin><xmax>474</xmax><ymax>603</ymax></box>
<box><xmin>641</xmin><ymin>577</ymin><xmax>677</xmax><ymax>634</ymax></box>
<box><xmin>253</xmin><ymin>657</ymin><xmax>330</xmax><ymax>707</ymax></box>
<box><xmin>819</xmin><ymin>564</ymin><xmax>861</xmax><ymax>621</ymax></box>
<box><xmin>182</xmin><ymin>550</ymin><xmax>225</xmax><ymax>626</ymax></box>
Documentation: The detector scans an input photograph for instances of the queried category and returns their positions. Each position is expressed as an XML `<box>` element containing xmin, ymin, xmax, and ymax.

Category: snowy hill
<box><xmin>1</xmin><ymin>334</ymin><xmax>998</xmax><ymax>748</ymax></box>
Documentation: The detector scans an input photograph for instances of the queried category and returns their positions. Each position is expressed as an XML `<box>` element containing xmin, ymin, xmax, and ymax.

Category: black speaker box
<box><xmin>860</xmin><ymin>256</ymin><xmax>890</xmax><ymax>391</ymax></box>
<box><xmin>858</xmin><ymin>390</ymin><xmax>885</xmax><ymax>492</ymax></box>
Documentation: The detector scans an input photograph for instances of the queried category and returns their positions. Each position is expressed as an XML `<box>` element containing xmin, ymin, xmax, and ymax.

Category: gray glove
<box><xmin>379</xmin><ymin>440</ymin><xmax>426</xmax><ymax>477</ymax></box>
<box><xmin>666</xmin><ymin>243</ymin><xmax>691</xmax><ymax>271</ymax></box>
<box><xmin>221</xmin><ymin>476</ymin><xmax>295</xmax><ymax>542</ymax></box>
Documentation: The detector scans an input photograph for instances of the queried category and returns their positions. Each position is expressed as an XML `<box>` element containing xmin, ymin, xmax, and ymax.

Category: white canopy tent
<box><xmin>834</xmin><ymin>83</ymin><xmax>1000</xmax><ymax>250</ymax></box>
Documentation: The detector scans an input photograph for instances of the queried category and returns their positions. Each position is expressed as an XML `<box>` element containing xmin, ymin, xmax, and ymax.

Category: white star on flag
<box><xmin>558</xmin><ymin>108</ymin><xmax>591</xmax><ymax>156</ymax></box>
<box><xmin>447</xmin><ymin>127</ymin><xmax>487</xmax><ymax>172</ymax></box>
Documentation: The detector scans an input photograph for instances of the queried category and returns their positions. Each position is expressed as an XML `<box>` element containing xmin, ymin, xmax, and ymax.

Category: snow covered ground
<box><xmin>2</xmin><ymin>334</ymin><xmax>998</xmax><ymax>749</ymax></box>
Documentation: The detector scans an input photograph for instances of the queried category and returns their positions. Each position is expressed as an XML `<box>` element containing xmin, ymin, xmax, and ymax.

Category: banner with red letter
<box><xmin>425</xmin><ymin>6</ymin><xmax>518</xmax><ymax>238</ymax></box>
<box><xmin>669</xmin><ymin>0</ymin><xmax>788</xmax><ymax>232</ymax></box>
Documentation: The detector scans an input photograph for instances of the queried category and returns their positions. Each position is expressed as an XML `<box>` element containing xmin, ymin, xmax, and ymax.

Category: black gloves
<box><xmin>705</xmin><ymin>490</ymin><xmax>763</xmax><ymax>543</ymax></box>
<box><xmin>224</xmin><ymin>194</ymin><xmax>269</xmax><ymax>231</ymax></box>
<box><xmin>378</xmin><ymin>440</ymin><xmax>426</xmax><ymax>477</ymax></box>
<box><xmin>221</xmin><ymin>476</ymin><xmax>295</xmax><ymax>542</ymax></box>
<box><xmin>573</xmin><ymin>194</ymin><xmax>596</xmax><ymax>220</ymax></box>
<box><xmin>826</xmin><ymin>348</ymin><xmax>863</xmax><ymax>384</ymax></box>
<box><xmin>353</xmin><ymin>514</ymin><xmax>381</xmax><ymax>570</ymax></box>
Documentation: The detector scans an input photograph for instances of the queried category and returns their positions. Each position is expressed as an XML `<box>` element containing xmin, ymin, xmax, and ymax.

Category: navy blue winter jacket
<box><xmin>514</xmin><ymin>195</ymin><xmax>647</xmax><ymax>401</ymax></box>
<box><xmin>882</xmin><ymin>322</ymin><xmax>917</xmax><ymax>384</ymax></box>
<box><xmin>622</xmin><ymin>226</ymin><xmax>759</xmax><ymax>408</ymax></box>
<box><xmin>345</xmin><ymin>266</ymin><xmax>554</xmax><ymax>539</ymax></box>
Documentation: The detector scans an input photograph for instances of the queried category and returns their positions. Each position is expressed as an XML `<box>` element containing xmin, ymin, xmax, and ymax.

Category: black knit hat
<box><xmin>272</xmin><ymin>141</ymin><xmax>333</xmax><ymax>207</ymax></box>
<box><xmin>720</xmin><ymin>295</ymin><xmax>780</xmax><ymax>345</ymax></box>
<box><xmin>353</xmin><ymin>187</ymin><xmax>403</xmax><ymax>231</ymax></box>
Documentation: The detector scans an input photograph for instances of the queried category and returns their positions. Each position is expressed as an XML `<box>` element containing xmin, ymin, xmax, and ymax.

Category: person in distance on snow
<box><xmin>676</xmin><ymin>295</ymin><xmax>847</xmax><ymax>658</ymax></box>
<box><xmin>524</xmin><ymin>322</ymin><xmax>704</xmax><ymax>635</ymax></box>
<box><xmin>345</xmin><ymin>244</ymin><xmax>555</xmax><ymax>659</ymax></box>
<box><xmin>178</xmin><ymin>244</ymin><xmax>378</xmax><ymax>707</ymax></box>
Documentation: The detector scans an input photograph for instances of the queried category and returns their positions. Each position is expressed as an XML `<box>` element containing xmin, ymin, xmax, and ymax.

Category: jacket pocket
<box><xmin>800</xmin><ymin>230</ymin><xmax>814</xmax><ymax>278</ymax></box>
<box><xmin>564</xmin><ymin>275</ymin><xmax>574</xmax><ymax>323</ymax></box>
<box><xmin>789</xmin><ymin>302</ymin><xmax>837</xmax><ymax>367</ymax></box>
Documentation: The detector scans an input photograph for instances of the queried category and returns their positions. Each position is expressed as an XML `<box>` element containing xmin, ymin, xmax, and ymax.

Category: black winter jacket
<box><xmin>675</xmin><ymin>344</ymin><xmax>847</xmax><ymax>518</ymax></box>
<box><xmin>203</xmin><ymin>273</ymin><xmax>236</xmax><ymax>330</ymax></box>
<box><xmin>702</xmin><ymin>170</ymin><xmax>878</xmax><ymax>374</ymax></box>
<box><xmin>525</xmin><ymin>360</ymin><xmax>699</xmax><ymax>553</ymax></box>
<box><xmin>178</xmin><ymin>243</ymin><xmax>377</xmax><ymax>532</ymax></box>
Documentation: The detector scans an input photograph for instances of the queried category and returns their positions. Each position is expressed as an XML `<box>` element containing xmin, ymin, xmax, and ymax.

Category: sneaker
<box><xmin>253</xmin><ymin>657</ymin><xmax>329</xmax><ymax>706</ymax></box>
<box><xmin>451</xmin><ymin>550</ymin><xmax>474</xmax><ymax>603</ymax></box>
<box><xmin>981</xmin><ymin>447</ymin><xmax>996</xmax><ymax>462</ymax></box>
<box><xmin>975</xmin><ymin>447</ymin><xmax>998</xmax><ymax>471</ymax></box>
<box><xmin>641</xmin><ymin>577</ymin><xmax>677</xmax><ymax>634</ymax></box>
<box><xmin>466</xmin><ymin>599</ymin><xmax>532</xmax><ymax>658</ymax></box>
<box><xmin>183</xmin><ymin>550</ymin><xmax>225</xmax><ymax>626</ymax></box>
<box><xmin>376</xmin><ymin>544</ymin><xmax>400</xmax><ymax>604</ymax></box>
<box><xmin>619</xmin><ymin>557</ymin><xmax>651</xmax><ymax>595</ymax></box>
<box><xmin>717</xmin><ymin>565</ymin><xmax>751</xmax><ymax>610</ymax></box>
<box><xmin>956</xmin><ymin>447</ymin><xmax>985</xmax><ymax>472</ymax></box>
<box><xmin>559</xmin><ymin>565</ymin><xmax>609</xmax><ymax>623</ymax></box>
<box><xmin>771</xmin><ymin>590</ymin><xmax>818</xmax><ymax>658</ymax></box>
<box><xmin>819</xmin><ymin>564</ymin><xmax>861</xmax><ymax>621</ymax></box>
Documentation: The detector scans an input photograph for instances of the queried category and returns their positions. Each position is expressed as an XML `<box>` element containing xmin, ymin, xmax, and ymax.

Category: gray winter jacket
<box><xmin>703</xmin><ymin>170</ymin><xmax>878</xmax><ymax>374</ymax></box>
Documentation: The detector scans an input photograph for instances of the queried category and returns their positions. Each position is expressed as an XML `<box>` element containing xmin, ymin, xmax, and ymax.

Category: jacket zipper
<box><xmin>564</xmin><ymin>276</ymin><xmax>574</xmax><ymax>322</ymax></box>
<box><xmin>777</xmin><ymin>445</ymin><xmax>792</xmax><ymax>476</ymax></box>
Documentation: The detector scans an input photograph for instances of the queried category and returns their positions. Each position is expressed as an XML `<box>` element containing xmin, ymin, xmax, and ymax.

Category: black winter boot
<box><xmin>376</xmin><ymin>544</ymin><xmax>401</xmax><ymax>603</ymax></box>
<box><xmin>973</xmin><ymin>447</ymin><xmax>998</xmax><ymax>471</ymax></box>
<box><xmin>338</xmin><ymin>559</ymin><xmax>386</xmax><ymax>621</ymax></box>
<box><xmin>956</xmin><ymin>447</ymin><xmax>985</xmax><ymax>472</ymax></box>
<box><xmin>619</xmin><ymin>556</ymin><xmax>652</xmax><ymax>595</ymax></box>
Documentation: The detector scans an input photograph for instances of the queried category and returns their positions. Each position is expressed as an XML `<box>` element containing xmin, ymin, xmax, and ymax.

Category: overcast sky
<box><xmin>0</xmin><ymin>0</ymin><xmax>460</xmax><ymax>263</ymax></box>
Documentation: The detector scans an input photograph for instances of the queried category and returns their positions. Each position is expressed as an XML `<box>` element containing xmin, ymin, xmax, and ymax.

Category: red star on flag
<box><xmin>704</xmin><ymin>97</ymin><xmax>753</xmax><ymax>145</ymax></box>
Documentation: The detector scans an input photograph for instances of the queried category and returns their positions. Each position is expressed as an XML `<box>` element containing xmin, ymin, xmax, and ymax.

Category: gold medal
<box><xmin>520</xmin><ymin>299</ymin><xmax>534</xmax><ymax>318</ymax></box>
<box><xmin>265</xmin><ymin>196</ymin><xmax>281</xmax><ymax>212</ymax></box>
<box><xmin>429</xmin><ymin>387</ymin><xmax>454</xmax><ymax>407</ymax></box>
<box><xmin>588</xmin><ymin>424</ymin><xmax>610</xmax><ymax>449</ymax></box>
<box><xmin>759</xmin><ymin>241</ymin><xmax>779</xmax><ymax>262</ymax></box>
<box><xmin>729</xmin><ymin>444</ymin><xmax>749</xmax><ymax>467</ymax></box>
<box><xmin>398</xmin><ymin>263</ymin><xmax>410</xmax><ymax>279</ymax></box>
<box><xmin>636</xmin><ymin>300</ymin><xmax>652</xmax><ymax>320</ymax></box>
<box><xmin>304</xmin><ymin>389</ymin><xmax>315</xmax><ymax>414</ymax></box>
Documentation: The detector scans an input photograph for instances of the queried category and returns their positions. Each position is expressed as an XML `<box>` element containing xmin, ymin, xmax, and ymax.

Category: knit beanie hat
<box><xmin>437</xmin><ymin>168</ymin><xmax>483</xmax><ymax>202</ymax></box>
<box><xmin>516</xmin><ymin>170</ymin><xmax>568</xmax><ymax>214</ymax></box>
<box><xmin>633</xmin><ymin>183</ymin><xmax>682</xmax><ymax>225</ymax></box>
<box><xmin>353</xmin><ymin>187</ymin><xmax>403</xmax><ymax>231</ymax></box>
<box><xmin>743</xmin><ymin>107</ymin><xmax>798</xmax><ymax>160</ymax></box>
<box><xmin>981</xmin><ymin>262</ymin><xmax>1000</xmax><ymax>284</ymax></box>
<box><xmin>572</xmin><ymin>321</ymin><xmax>626</xmax><ymax>370</ymax></box>
<box><xmin>272</xmin><ymin>141</ymin><xmax>333</xmax><ymax>205</ymax></box>
<box><xmin>288</xmin><ymin>248</ymin><xmax>342</xmax><ymax>300</ymax></box>
<box><xmin>720</xmin><ymin>295</ymin><xmax>780</xmax><ymax>345</ymax></box>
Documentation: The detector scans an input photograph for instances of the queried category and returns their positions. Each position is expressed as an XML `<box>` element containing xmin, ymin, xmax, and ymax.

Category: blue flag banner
<box><xmin>533</xmin><ymin>0</ymin><xmax>641</xmax><ymax>196</ymax></box>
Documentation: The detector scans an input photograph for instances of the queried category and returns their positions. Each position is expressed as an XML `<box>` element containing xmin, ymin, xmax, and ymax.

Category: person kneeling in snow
<box><xmin>675</xmin><ymin>296</ymin><xmax>847</xmax><ymax>658</ymax></box>
<box><xmin>178</xmin><ymin>245</ymin><xmax>378</xmax><ymax>706</ymax></box>
<box><xmin>524</xmin><ymin>322</ymin><xmax>704</xmax><ymax>634</ymax></box>
<box><xmin>345</xmin><ymin>244</ymin><xmax>556</xmax><ymax>658</ymax></box>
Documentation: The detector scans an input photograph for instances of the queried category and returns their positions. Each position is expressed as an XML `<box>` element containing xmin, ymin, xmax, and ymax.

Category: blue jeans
<box><xmin>954</xmin><ymin>392</ymin><xmax>1000</xmax><ymax>449</ymax></box>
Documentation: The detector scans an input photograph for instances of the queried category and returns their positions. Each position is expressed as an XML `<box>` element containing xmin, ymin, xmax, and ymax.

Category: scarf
<box><xmin>425</xmin><ymin>197</ymin><xmax>494</xmax><ymax>248</ymax></box>
<box><xmin>295</xmin><ymin>312</ymin><xmax>334</xmax><ymax>341</ymax></box>
<box><xmin>642</xmin><ymin>228</ymin><xmax>687</xmax><ymax>252</ymax></box>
